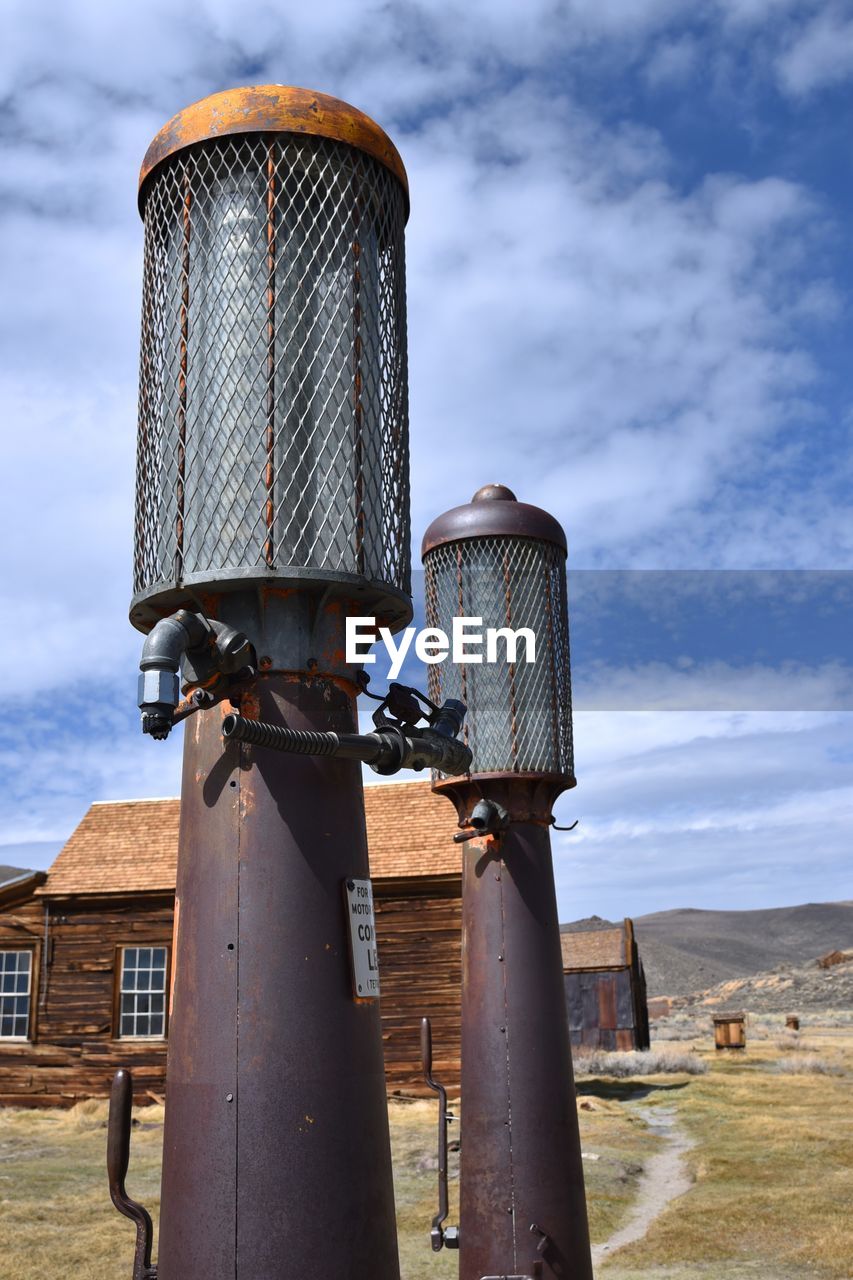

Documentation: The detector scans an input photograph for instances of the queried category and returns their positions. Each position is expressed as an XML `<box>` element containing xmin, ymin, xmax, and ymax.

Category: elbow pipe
<box><xmin>453</xmin><ymin>798</ymin><xmax>510</xmax><ymax>843</ymax></box>
<box><xmin>468</xmin><ymin>799</ymin><xmax>507</xmax><ymax>831</ymax></box>
<box><xmin>140</xmin><ymin>609</ymin><xmax>209</xmax><ymax>674</ymax></box>
<box><xmin>138</xmin><ymin>610</ymin><xmax>210</xmax><ymax>740</ymax></box>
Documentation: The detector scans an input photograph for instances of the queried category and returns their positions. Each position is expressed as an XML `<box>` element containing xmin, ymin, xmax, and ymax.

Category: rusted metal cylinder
<box><xmin>160</xmin><ymin>669</ymin><xmax>398</xmax><ymax>1278</ymax></box>
<box><xmin>422</xmin><ymin>486</ymin><xmax>592</xmax><ymax>1280</ymax></box>
<box><xmin>130</xmin><ymin>86</ymin><xmax>410</xmax><ymax>1279</ymax></box>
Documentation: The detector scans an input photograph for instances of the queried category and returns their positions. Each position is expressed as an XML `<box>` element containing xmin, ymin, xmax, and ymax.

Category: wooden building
<box><xmin>561</xmin><ymin>919</ymin><xmax>650</xmax><ymax>1052</ymax></box>
<box><xmin>713</xmin><ymin>1012</ymin><xmax>746</xmax><ymax>1050</ymax></box>
<box><xmin>0</xmin><ymin>782</ymin><xmax>462</xmax><ymax>1107</ymax></box>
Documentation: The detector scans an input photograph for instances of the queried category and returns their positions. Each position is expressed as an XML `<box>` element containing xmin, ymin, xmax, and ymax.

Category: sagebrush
<box><xmin>574</xmin><ymin>1047</ymin><xmax>708</xmax><ymax>1077</ymax></box>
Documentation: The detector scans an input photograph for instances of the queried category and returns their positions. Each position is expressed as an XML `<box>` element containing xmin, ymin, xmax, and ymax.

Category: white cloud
<box><xmin>576</xmin><ymin>660</ymin><xmax>853</xmax><ymax>711</ymax></box>
<box><xmin>553</xmin><ymin>705</ymin><xmax>853</xmax><ymax>916</ymax></box>
<box><xmin>643</xmin><ymin>35</ymin><xmax>700</xmax><ymax>87</ymax></box>
<box><xmin>1</xmin><ymin>0</ymin><xmax>851</xmax><ymax>919</ymax></box>
<box><xmin>776</xmin><ymin>5</ymin><xmax>853</xmax><ymax>95</ymax></box>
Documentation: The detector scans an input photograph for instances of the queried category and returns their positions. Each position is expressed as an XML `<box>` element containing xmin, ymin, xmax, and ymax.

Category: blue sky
<box><xmin>0</xmin><ymin>0</ymin><xmax>851</xmax><ymax>921</ymax></box>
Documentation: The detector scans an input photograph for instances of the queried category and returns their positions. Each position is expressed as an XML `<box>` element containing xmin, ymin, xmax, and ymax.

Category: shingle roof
<box><xmin>560</xmin><ymin>924</ymin><xmax>630</xmax><ymax>971</ymax></box>
<box><xmin>37</xmin><ymin>798</ymin><xmax>181</xmax><ymax>896</ymax></box>
<box><xmin>0</xmin><ymin>870</ymin><xmax>47</xmax><ymax>904</ymax></box>
<box><xmin>38</xmin><ymin>781</ymin><xmax>462</xmax><ymax>896</ymax></box>
<box><xmin>365</xmin><ymin>780</ymin><xmax>462</xmax><ymax>879</ymax></box>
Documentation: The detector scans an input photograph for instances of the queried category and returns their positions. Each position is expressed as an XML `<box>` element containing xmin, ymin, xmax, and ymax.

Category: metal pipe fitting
<box><xmin>468</xmin><ymin>798</ymin><xmax>508</xmax><ymax>832</ymax></box>
<box><xmin>138</xmin><ymin>610</ymin><xmax>256</xmax><ymax>739</ymax></box>
<box><xmin>138</xmin><ymin>610</ymin><xmax>209</xmax><ymax>739</ymax></box>
<box><xmin>453</xmin><ymin>798</ymin><xmax>510</xmax><ymax>842</ymax></box>
<box><xmin>221</xmin><ymin>711</ymin><xmax>473</xmax><ymax>777</ymax></box>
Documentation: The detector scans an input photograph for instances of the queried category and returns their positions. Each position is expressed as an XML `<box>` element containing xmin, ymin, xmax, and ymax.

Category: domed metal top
<box><xmin>138</xmin><ymin>85</ymin><xmax>409</xmax><ymax>215</ymax></box>
<box><xmin>421</xmin><ymin>483</ymin><xmax>567</xmax><ymax>558</ymax></box>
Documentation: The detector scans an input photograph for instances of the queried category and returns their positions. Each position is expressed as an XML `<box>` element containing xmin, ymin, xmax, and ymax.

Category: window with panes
<box><xmin>118</xmin><ymin>946</ymin><xmax>168</xmax><ymax>1038</ymax></box>
<box><xmin>0</xmin><ymin>950</ymin><xmax>33</xmax><ymax>1039</ymax></box>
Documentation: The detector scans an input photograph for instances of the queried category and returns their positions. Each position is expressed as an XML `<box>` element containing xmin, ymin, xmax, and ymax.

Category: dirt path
<box><xmin>592</xmin><ymin>1106</ymin><xmax>693</xmax><ymax>1272</ymax></box>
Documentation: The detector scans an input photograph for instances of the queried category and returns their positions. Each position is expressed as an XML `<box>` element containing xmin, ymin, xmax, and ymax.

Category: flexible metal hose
<box><xmin>221</xmin><ymin>714</ymin><xmax>341</xmax><ymax>756</ymax></box>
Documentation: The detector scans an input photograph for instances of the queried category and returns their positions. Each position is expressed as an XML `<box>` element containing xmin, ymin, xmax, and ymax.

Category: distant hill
<box><xmin>561</xmin><ymin>903</ymin><xmax>853</xmax><ymax>997</ymax></box>
<box><xmin>682</xmin><ymin>954</ymin><xmax>853</xmax><ymax>1016</ymax></box>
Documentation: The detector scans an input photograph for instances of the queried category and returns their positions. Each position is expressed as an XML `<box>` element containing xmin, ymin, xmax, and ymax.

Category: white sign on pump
<box><xmin>344</xmin><ymin>878</ymin><xmax>380</xmax><ymax>999</ymax></box>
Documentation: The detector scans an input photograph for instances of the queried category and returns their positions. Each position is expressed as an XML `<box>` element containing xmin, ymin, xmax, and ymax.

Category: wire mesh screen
<box><xmin>424</xmin><ymin>536</ymin><xmax>573</xmax><ymax>779</ymax></box>
<box><xmin>134</xmin><ymin>132</ymin><xmax>409</xmax><ymax>598</ymax></box>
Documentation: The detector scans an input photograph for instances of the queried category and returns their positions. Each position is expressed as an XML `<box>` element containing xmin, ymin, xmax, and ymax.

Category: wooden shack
<box><xmin>561</xmin><ymin>919</ymin><xmax>650</xmax><ymax>1052</ymax></box>
<box><xmin>0</xmin><ymin>782</ymin><xmax>462</xmax><ymax>1107</ymax></box>
<box><xmin>713</xmin><ymin>1012</ymin><xmax>746</xmax><ymax>1050</ymax></box>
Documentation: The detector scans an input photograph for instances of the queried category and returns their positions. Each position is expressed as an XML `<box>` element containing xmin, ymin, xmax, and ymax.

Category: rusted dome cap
<box><xmin>421</xmin><ymin>484</ymin><xmax>568</xmax><ymax>559</ymax></box>
<box><xmin>138</xmin><ymin>84</ymin><xmax>409</xmax><ymax>216</ymax></box>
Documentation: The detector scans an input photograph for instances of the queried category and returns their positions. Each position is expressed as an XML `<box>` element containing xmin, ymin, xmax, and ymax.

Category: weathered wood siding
<box><xmin>375</xmin><ymin>884</ymin><xmax>462</xmax><ymax>1094</ymax></box>
<box><xmin>565</xmin><ymin>968</ymin><xmax>646</xmax><ymax>1052</ymax></box>
<box><xmin>0</xmin><ymin>895</ymin><xmax>172</xmax><ymax>1107</ymax></box>
<box><xmin>1</xmin><ymin>880</ymin><xmax>463</xmax><ymax>1106</ymax></box>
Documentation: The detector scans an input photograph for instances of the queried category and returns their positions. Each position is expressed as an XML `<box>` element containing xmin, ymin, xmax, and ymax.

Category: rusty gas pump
<box><xmin>107</xmin><ymin>85</ymin><xmax>471</xmax><ymax>1280</ymax></box>
<box><xmin>420</xmin><ymin>484</ymin><xmax>593</xmax><ymax>1280</ymax></box>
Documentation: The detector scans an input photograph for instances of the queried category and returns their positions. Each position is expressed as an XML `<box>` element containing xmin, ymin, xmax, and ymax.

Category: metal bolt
<box><xmin>497</xmin><ymin>954</ymin><xmax>504</xmax><ymax>961</ymax></box>
<box><xmin>346</xmin><ymin>879</ymin><xmax>355</xmax><ymax>890</ymax></box>
<box><xmin>226</xmin><ymin>1093</ymin><xmax>234</xmax><ymax>1103</ymax></box>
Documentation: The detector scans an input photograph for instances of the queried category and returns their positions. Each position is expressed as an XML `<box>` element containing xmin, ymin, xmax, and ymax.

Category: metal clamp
<box><xmin>420</xmin><ymin>1016</ymin><xmax>459</xmax><ymax>1251</ymax></box>
<box><xmin>107</xmin><ymin>1069</ymin><xmax>157</xmax><ymax>1279</ymax></box>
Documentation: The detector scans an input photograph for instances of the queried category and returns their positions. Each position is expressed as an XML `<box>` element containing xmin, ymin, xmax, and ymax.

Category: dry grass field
<box><xmin>0</xmin><ymin>1025</ymin><xmax>850</xmax><ymax>1279</ymax></box>
<box><xmin>598</xmin><ymin>1024</ymin><xmax>853</xmax><ymax>1280</ymax></box>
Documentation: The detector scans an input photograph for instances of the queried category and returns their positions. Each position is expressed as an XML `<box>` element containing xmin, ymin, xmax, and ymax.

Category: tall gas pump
<box><xmin>421</xmin><ymin>484</ymin><xmax>593</xmax><ymax>1280</ymax></box>
<box><xmin>106</xmin><ymin>86</ymin><xmax>470</xmax><ymax>1280</ymax></box>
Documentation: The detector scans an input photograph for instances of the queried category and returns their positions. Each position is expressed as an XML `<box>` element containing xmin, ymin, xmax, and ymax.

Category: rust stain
<box><xmin>272</xmin><ymin>670</ymin><xmax>359</xmax><ymax>697</ymax></box>
<box><xmin>139</xmin><ymin>85</ymin><xmax>409</xmax><ymax>213</ymax></box>
<box><xmin>169</xmin><ymin>897</ymin><xmax>180</xmax><ymax>1018</ymax></box>
<box><xmin>240</xmin><ymin>690</ymin><xmax>261</xmax><ymax>721</ymax></box>
<box><xmin>262</xmin><ymin>585</ymin><xmax>297</xmax><ymax>602</ymax></box>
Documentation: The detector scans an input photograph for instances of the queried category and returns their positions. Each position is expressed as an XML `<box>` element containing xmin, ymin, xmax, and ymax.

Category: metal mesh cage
<box><xmin>424</xmin><ymin>536</ymin><xmax>573</xmax><ymax>779</ymax></box>
<box><xmin>133</xmin><ymin>131</ymin><xmax>410</xmax><ymax>611</ymax></box>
